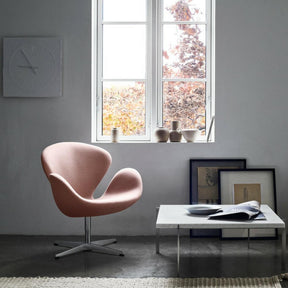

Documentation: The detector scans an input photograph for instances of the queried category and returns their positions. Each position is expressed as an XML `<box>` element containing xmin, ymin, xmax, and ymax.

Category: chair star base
<box><xmin>54</xmin><ymin>239</ymin><xmax>124</xmax><ymax>259</ymax></box>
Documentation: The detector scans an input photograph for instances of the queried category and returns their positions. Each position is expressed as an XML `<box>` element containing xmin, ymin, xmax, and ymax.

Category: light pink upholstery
<box><xmin>41</xmin><ymin>142</ymin><xmax>142</xmax><ymax>217</ymax></box>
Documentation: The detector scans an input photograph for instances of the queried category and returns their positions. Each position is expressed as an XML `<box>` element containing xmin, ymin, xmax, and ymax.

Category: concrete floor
<box><xmin>0</xmin><ymin>235</ymin><xmax>287</xmax><ymax>279</ymax></box>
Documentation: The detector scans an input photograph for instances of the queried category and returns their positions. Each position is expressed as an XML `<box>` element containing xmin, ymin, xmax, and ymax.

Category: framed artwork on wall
<box><xmin>219</xmin><ymin>168</ymin><xmax>277</xmax><ymax>239</ymax></box>
<box><xmin>189</xmin><ymin>158</ymin><xmax>247</xmax><ymax>237</ymax></box>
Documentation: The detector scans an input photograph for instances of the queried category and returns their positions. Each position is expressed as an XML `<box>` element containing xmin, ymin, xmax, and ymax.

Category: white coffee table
<box><xmin>156</xmin><ymin>204</ymin><xmax>286</xmax><ymax>275</ymax></box>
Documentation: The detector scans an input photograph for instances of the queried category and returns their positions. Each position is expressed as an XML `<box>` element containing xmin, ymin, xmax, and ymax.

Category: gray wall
<box><xmin>0</xmin><ymin>0</ymin><xmax>288</xmax><ymax>235</ymax></box>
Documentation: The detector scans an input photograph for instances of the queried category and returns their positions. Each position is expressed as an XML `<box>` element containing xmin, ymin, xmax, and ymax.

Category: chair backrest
<box><xmin>41</xmin><ymin>142</ymin><xmax>112</xmax><ymax>199</ymax></box>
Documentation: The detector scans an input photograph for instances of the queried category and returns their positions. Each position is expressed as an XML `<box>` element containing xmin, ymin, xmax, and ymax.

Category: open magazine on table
<box><xmin>208</xmin><ymin>200</ymin><xmax>266</xmax><ymax>221</ymax></box>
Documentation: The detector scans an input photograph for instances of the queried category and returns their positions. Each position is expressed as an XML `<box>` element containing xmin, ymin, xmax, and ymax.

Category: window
<box><xmin>92</xmin><ymin>0</ymin><xmax>215</xmax><ymax>142</ymax></box>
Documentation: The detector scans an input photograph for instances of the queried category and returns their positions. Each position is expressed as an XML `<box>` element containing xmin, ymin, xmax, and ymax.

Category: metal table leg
<box><xmin>281</xmin><ymin>228</ymin><xmax>286</xmax><ymax>271</ymax></box>
<box><xmin>248</xmin><ymin>229</ymin><xmax>250</xmax><ymax>249</ymax></box>
<box><xmin>156</xmin><ymin>207</ymin><xmax>160</xmax><ymax>254</ymax></box>
<box><xmin>177</xmin><ymin>225</ymin><xmax>180</xmax><ymax>277</ymax></box>
<box><xmin>156</xmin><ymin>228</ymin><xmax>160</xmax><ymax>254</ymax></box>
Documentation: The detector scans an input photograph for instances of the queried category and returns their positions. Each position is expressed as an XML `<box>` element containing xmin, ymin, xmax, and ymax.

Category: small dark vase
<box><xmin>169</xmin><ymin>121</ymin><xmax>182</xmax><ymax>142</ymax></box>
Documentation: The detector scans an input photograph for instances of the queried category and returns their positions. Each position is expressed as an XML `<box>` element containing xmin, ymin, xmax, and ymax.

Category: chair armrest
<box><xmin>48</xmin><ymin>169</ymin><xmax>143</xmax><ymax>217</ymax></box>
<box><xmin>103</xmin><ymin>168</ymin><xmax>143</xmax><ymax>201</ymax></box>
<box><xmin>48</xmin><ymin>173</ymin><xmax>89</xmax><ymax>217</ymax></box>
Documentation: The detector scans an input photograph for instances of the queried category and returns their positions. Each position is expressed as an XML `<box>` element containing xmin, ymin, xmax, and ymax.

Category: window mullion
<box><xmin>102</xmin><ymin>78</ymin><xmax>146</xmax><ymax>82</ymax></box>
<box><xmin>96</xmin><ymin>0</ymin><xmax>104</xmax><ymax>142</ymax></box>
<box><xmin>146</xmin><ymin>0</ymin><xmax>153</xmax><ymax>140</ymax></box>
<box><xmin>162</xmin><ymin>78</ymin><xmax>207</xmax><ymax>82</ymax></box>
<box><xmin>91</xmin><ymin>0</ymin><xmax>97</xmax><ymax>141</ymax></box>
<box><xmin>205</xmin><ymin>0</ymin><xmax>214</xmax><ymax>133</ymax></box>
<box><xmin>162</xmin><ymin>21</ymin><xmax>207</xmax><ymax>25</ymax></box>
<box><xmin>156</xmin><ymin>0</ymin><xmax>163</xmax><ymax>127</ymax></box>
<box><xmin>102</xmin><ymin>21</ymin><xmax>146</xmax><ymax>25</ymax></box>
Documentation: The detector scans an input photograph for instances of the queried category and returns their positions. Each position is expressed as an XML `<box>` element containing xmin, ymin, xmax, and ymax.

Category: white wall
<box><xmin>0</xmin><ymin>0</ymin><xmax>288</xmax><ymax>235</ymax></box>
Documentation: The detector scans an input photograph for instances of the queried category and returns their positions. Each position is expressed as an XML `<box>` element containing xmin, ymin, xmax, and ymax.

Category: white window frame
<box><xmin>92</xmin><ymin>0</ymin><xmax>215</xmax><ymax>143</ymax></box>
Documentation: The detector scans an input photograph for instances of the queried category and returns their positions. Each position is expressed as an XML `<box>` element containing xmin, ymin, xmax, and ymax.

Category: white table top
<box><xmin>156</xmin><ymin>204</ymin><xmax>285</xmax><ymax>229</ymax></box>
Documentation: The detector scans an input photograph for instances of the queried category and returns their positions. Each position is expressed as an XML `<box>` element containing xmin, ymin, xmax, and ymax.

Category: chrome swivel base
<box><xmin>54</xmin><ymin>217</ymin><xmax>124</xmax><ymax>259</ymax></box>
<box><xmin>54</xmin><ymin>238</ymin><xmax>124</xmax><ymax>259</ymax></box>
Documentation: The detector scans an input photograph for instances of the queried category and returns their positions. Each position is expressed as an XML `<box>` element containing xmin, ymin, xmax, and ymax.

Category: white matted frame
<box><xmin>219</xmin><ymin>168</ymin><xmax>277</xmax><ymax>239</ymax></box>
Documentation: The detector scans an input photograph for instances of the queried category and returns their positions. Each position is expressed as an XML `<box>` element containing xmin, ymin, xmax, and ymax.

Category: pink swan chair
<box><xmin>41</xmin><ymin>142</ymin><xmax>142</xmax><ymax>259</ymax></box>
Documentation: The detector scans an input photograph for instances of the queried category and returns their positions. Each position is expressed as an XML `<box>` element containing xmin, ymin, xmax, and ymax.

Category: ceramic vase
<box><xmin>169</xmin><ymin>121</ymin><xmax>182</xmax><ymax>142</ymax></box>
<box><xmin>155</xmin><ymin>127</ymin><xmax>169</xmax><ymax>142</ymax></box>
<box><xmin>111</xmin><ymin>127</ymin><xmax>120</xmax><ymax>143</ymax></box>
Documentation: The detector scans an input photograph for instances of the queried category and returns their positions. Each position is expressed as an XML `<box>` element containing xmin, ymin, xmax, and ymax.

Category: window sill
<box><xmin>92</xmin><ymin>139</ymin><xmax>214</xmax><ymax>144</ymax></box>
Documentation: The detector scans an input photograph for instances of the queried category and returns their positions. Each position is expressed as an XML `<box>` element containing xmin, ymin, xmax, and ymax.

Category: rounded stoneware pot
<box><xmin>155</xmin><ymin>127</ymin><xmax>169</xmax><ymax>142</ymax></box>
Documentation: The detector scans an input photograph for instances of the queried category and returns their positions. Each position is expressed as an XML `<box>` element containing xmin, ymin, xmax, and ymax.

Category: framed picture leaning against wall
<box><xmin>189</xmin><ymin>158</ymin><xmax>247</xmax><ymax>237</ymax></box>
<box><xmin>219</xmin><ymin>168</ymin><xmax>277</xmax><ymax>239</ymax></box>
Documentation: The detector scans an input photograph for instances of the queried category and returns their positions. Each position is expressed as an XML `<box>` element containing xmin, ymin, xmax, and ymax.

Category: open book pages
<box><xmin>208</xmin><ymin>200</ymin><xmax>266</xmax><ymax>221</ymax></box>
